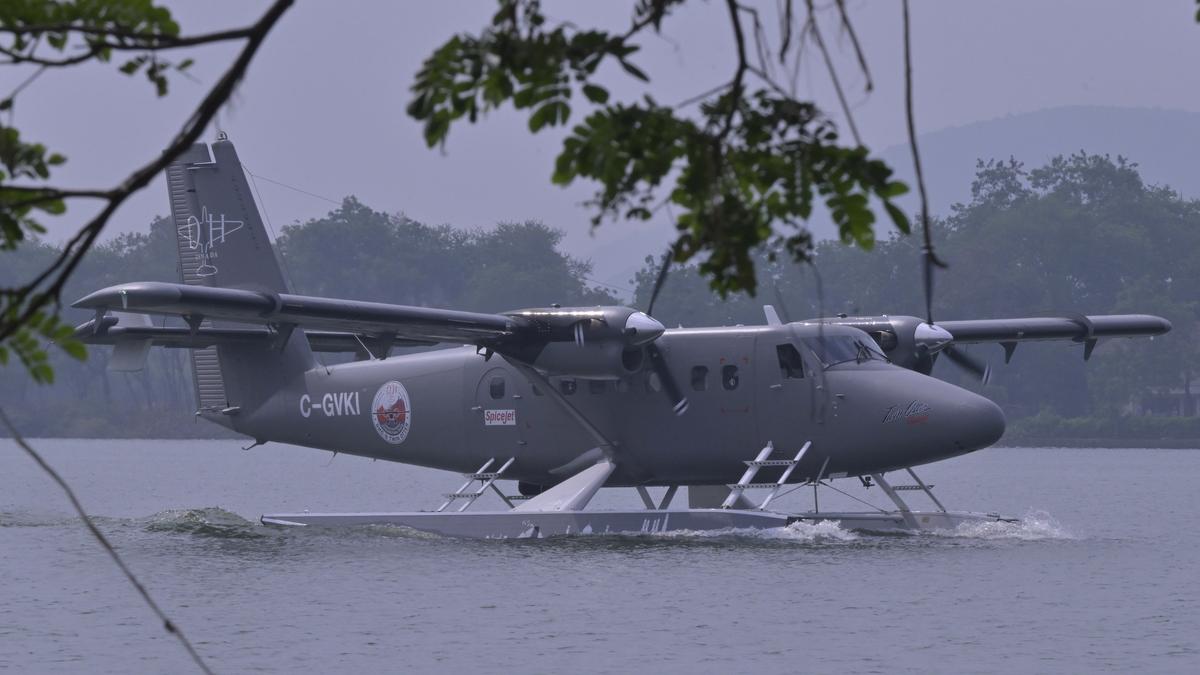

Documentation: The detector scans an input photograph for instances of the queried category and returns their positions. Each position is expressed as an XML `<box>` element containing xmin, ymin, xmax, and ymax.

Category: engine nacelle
<box><xmin>816</xmin><ymin>315</ymin><xmax>948</xmax><ymax>373</ymax></box>
<box><xmin>519</xmin><ymin>340</ymin><xmax>646</xmax><ymax>380</ymax></box>
<box><xmin>495</xmin><ymin>305</ymin><xmax>663</xmax><ymax>379</ymax></box>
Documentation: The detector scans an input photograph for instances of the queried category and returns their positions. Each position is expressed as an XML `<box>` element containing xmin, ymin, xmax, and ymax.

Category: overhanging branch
<box><xmin>0</xmin><ymin>0</ymin><xmax>294</xmax><ymax>342</ymax></box>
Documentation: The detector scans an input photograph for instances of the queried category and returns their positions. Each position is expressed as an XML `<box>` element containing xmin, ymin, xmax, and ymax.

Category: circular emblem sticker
<box><xmin>371</xmin><ymin>380</ymin><xmax>411</xmax><ymax>444</ymax></box>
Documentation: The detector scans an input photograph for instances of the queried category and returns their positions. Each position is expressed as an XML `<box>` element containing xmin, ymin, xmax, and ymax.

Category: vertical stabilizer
<box><xmin>165</xmin><ymin>138</ymin><xmax>313</xmax><ymax>426</ymax></box>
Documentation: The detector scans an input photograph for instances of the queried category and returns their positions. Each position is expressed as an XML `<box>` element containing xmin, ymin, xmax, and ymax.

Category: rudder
<box><xmin>165</xmin><ymin>138</ymin><xmax>313</xmax><ymax>426</ymax></box>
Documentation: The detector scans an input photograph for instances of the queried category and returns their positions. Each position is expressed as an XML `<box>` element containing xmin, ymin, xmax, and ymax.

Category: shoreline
<box><xmin>5</xmin><ymin>433</ymin><xmax>1198</xmax><ymax>451</ymax></box>
<box><xmin>996</xmin><ymin>437</ymin><xmax>1200</xmax><ymax>450</ymax></box>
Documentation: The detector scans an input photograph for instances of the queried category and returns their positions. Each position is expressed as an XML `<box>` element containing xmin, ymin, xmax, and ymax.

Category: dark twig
<box><xmin>902</xmin><ymin>0</ymin><xmax>945</xmax><ymax>326</ymax></box>
<box><xmin>807</xmin><ymin>5</ymin><xmax>862</xmax><ymax>146</ymax></box>
<box><xmin>718</xmin><ymin>0</ymin><xmax>749</xmax><ymax>143</ymax></box>
<box><xmin>780</xmin><ymin>0</ymin><xmax>794</xmax><ymax>64</ymax></box>
<box><xmin>0</xmin><ymin>408</ymin><xmax>213</xmax><ymax>674</ymax></box>
<box><xmin>834</xmin><ymin>0</ymin><xmax>872</xmax><ymax>92</ymax></box>
<box><xmin>1</xmin><ymin>64</ymin><xmax>47</xmax><ymax>105</ymax></box>
<box><xmin>0</xmin><ymin>22</ymin><xmax>262</xmax><ymax>68</ymax></box>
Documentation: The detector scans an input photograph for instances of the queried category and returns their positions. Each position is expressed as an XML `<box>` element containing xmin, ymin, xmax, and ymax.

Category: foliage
<box><xmin>634</xmin><ymin>153</ymin><xmax>1200</xmax><ymax>421</ymax></box>
<box><xmin>276</xmin><ymin>198</ymin><xmax>616</xmax><ymax>311</ymax></box>
<box><xmin>0</xmin><ymin>0</ymin><xmax>292</xmax><ymax>385</ymax></box>
<box><xmin>409</xmin><ymin>0</ymin><xmax>911</xmax><ymax>297</ymax></box>
<box><xmin>1006</xmin><ymin>409</ymin><xmax>1200</xmax><ymax>444</ymax></box>
<box><xmin>0</xmin><ymin>200</ymin><xmax>616</xmax><ymax>437</ymax></box>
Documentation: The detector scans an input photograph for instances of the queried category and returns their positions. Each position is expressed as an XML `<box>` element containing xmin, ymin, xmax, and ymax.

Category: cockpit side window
<box><xmin>776</xmin><ymin>344</ymin><xmax>805</xmax><ymax>379</ymax></box>
<box><xmin>802</xmin><ymin>335</ymin><xmax>887</xmax><ymax>367</ymax></box>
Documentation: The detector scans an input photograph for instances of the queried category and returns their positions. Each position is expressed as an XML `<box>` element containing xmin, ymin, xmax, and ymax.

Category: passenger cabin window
<box><xmin>722</xmin><ymin>365</ymin><xmax>740</xmax><ymax>390</ymax></box>
<box><xmin>691</xmin><ymin>366</ymin><xmax>709</xmax><ymax>391</ymax></box>
<box><xmin>560</xmin><ymin>379</ymin><xmax>577</xmax><ymax>395</ymax></box>
<box><xmin>489</xmin><ymin>376</ymin><xmax>505</xmax><ymax>399</ymax></box>
<box><xmin>776</xmin><ymin>344</ymin><xmax>805</xmax><ymax>379</ymax></box>
<box><xmin>589</xmin><ymin>380</ymin><xmax>607</xmax><ymax>395</ymax></box>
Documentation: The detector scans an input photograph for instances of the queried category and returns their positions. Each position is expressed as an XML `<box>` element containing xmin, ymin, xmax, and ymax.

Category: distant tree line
<box><xmin>1</xmin><ymin>153</ymin><xmax>1196</xmax><ymax>441</ymax></box>
<box><xmin>0</xmin><ymin>201</ymin><xmax>615</xmax><ymax>437</ymax></box>
<box><xmin>635</xmin><ymin>153</ymin><xmax>1199</xmax><ymax>437</ymax></box>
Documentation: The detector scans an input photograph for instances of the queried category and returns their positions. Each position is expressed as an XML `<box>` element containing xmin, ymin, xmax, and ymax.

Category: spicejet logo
<box><xmin>483</xmin><ymin>409</ymin><xmax>517</xmax><ymax>426</ymax></box>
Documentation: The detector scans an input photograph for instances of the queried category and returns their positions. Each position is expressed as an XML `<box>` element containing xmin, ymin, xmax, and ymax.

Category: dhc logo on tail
<box><xmin>372</xmin><ymin>380</ymin><xmax>412</xmax><ymax>444</ymax></box>
<box><xmin>178</xmin><ymin>206</ymin><xmax>244</xmax><ymax>277</ymax></box>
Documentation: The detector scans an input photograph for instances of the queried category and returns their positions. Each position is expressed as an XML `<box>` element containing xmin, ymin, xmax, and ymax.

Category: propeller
<box><xmin>942</xmin><ymin>344</ymin><xmax>991</xmax><ymax>384</ymax></box>
<box><xmin>642</xmin><ymin>248</ymin><xmax>689</xmax><ymax>416</ymax></box>
<box><xmin>645</xmin><ymin>249</ymin><xmax>673</xmax><ymax>317</ymax></box>
<box><xmin>916</xmin><ymin>236</ymin><xmax>991</xmax><ymax>384</ymax></box>
<box><xmin>912</xmin><ymin>321</ymin><xmax>991</xmax><ymax>384</ymax></box>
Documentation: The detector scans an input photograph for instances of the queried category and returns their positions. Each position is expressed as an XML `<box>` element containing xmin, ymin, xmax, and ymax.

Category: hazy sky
<box><xmin>5</xmin><ymin>1</ymin><xmax>1200</xmax><ymax>287</ymax></box>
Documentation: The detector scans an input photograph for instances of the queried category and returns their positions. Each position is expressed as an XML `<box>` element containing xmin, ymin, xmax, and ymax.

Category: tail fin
<box><xmin>165</xmin><ymin>138</ymin><xmax>314</xmax><ymax>426</ymax></box>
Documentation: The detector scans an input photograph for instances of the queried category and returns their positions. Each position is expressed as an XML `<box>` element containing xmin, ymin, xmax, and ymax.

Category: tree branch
<box><xmin>902</xmin><ymin>0</ymin><xmax>946</xmax><ymax>327</ymax></box>
<box><xmin>808</xmin><ymin>9</ymin><xmax>862</xmax><ymax>146</ymax></box>
<box><xmin>718</xmin><ymin>0</ymin><xmax>748</xmax><ymax>143</ymax></box>
<box><xmin>0</xmin><ymin>408</ymin><xmax>214</xmax><ymax>674</ymax></box>
<box><xmin>0</xmin><ymin>23</ymin><xmax>255</xmax><ymax>46</ymax></box>
<box><xmin>834</xmin><ymin>0</ymin><xmax>872</xmax><ymax>92</ymax></box>
<box><xmin>0</xmin><ymin>0</ymin><xmax>294</xmax><ymax>343</ymax></box>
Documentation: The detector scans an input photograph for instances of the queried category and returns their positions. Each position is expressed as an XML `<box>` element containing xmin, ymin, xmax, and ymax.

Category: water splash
<box><xmin>940</xmin><ymin>510</ymin><xmax>1073</xmax><ymax>541</ymax></box>
<box><xmin>144</xmin><ymin>507</ymin><xmax>262</xmax><ymax>539</ymax></box>
<box><xmin>652</xmin><ymin>519</ymin><xmax>858</xmax><ymax>543</ymax></box>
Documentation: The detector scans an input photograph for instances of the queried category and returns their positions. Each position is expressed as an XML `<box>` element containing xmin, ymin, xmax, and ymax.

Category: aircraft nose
<box><xmin>954</xmin><ymin>393</ymin><xmax>1006</xmax><ymax>452</ymax></box>
<box><xmin>869</xmin><ymin>369</ymin><xmax>1007</xmax><ymax>464</ymax></box>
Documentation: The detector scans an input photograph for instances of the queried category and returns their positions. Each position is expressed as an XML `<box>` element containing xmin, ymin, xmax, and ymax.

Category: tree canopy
<box><xmin>635</xmin><ymin>153</ymin><xmax>1199</xmax><ymax>419</ymax></box>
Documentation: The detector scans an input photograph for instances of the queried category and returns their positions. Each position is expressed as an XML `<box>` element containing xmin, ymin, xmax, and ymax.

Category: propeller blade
<box><xmin>922</xmin><ymin>247</ymin><xmax>935</xmax><ymax>325</ymax></box>
<box><xmin>942</xmin><ymin>344</ymin><xmax>991</xmax><ymax>384</ymax></box>
<box><xmin>913</xmin><ymin>344</ymin><xmax>937</xmax><ymax>376</ymax></box>
<box><xmin>645</xmin><ymin>249</ymin><xmax>673</xmax><ymax>317</ymax></box>
<box><xmin>645</xmin><ymin>342</ymin><xmax>689</xmax><ymax>416</ymax></box>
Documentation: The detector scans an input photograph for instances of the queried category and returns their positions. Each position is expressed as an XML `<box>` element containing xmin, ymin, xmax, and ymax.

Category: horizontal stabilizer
<box><xmin>76</xmin><ymin>317</ymin><xmax>436</xmax><ymax>354</ymax></box>
<box><xmin>74</xmin><ymin>281</ymin><xmax>515</xmax><ymax>345</ymax></box>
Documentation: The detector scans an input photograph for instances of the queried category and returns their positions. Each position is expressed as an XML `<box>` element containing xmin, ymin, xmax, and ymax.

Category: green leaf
<box><xmin>618</xmin><ymin>59</ymin><xmax>649</xmax><ymax>82</ymax></box>
<box><xmin>31</xmin><ymin>362</ymin><xmax>54</xmax><ymax>384</ymax></box>
<box><xmin>528</xmin><ymin>102</ymin><xmax>558</xmax><ymax>132</ymax></box>
<box><xmin>59</xmin><ymin>338</ymin><xmax>87</xmax><ymax>361</ymax></box>
<box><xmin>582</xmin><ymin>84</ymin><xmax>609</xmax><ymax>104</ymax></box>
<box><xmin>884</xmin><ymin>202</ymin><xmax>911</xmax><ymax>234</ymax></box>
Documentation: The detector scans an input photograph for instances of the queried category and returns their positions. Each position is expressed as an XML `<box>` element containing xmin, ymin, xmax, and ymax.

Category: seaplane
<box><xmin>72</xmin><ymin>138</ymin><xmax>1171</xmax><ymax>538</ymax></box>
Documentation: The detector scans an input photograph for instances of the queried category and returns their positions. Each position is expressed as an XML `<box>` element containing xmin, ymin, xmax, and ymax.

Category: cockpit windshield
<box><xmin>801</xmin><ymin>334</ymin><xmax>888</xmax><ymax>367</ymax></box>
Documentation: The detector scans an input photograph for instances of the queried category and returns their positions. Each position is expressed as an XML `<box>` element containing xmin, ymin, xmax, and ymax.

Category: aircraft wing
<box><xmin>936</xmin><ymin>315</ymin><xmax>1172</xmax><ymax>343</ymax></box>
<box><xmin>73</xmin><ymin>281</ymin><xmax>517</xmax><ymax>345</ymax></box>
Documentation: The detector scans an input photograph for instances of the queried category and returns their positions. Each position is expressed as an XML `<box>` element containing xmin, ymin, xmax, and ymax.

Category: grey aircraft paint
<box><xmin>75</xmin><ymin>140</ymin><xmax>1170</xmax><ymax>496</ymax></box>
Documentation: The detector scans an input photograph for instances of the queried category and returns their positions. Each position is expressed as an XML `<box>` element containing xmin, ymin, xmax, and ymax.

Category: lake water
<box><xmin>2</xmin><ymin>439</ymin><xmax>1198</xmax><ymax>674</ymax></box>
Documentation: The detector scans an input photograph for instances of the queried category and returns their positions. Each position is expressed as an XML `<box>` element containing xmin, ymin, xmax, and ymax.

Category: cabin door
<box><xmin>470</xmin><ymin>365</ymin><xmax>525</xmax><ymax>460</ymax></box>
<box><xmin>753</xmin><ymin>333</ymin><xmax>810</xmax><ymax>451</ymax></box>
